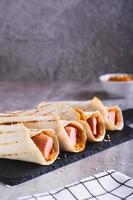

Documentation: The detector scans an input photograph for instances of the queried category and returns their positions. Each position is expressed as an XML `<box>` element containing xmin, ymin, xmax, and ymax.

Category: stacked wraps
<box><xmin>0</xmin><ymin>97</ymin><xmax>124</xmax><ymax>165</ymax></box>
<box><xmin>0</xmin><ymin>116</ymin><xmax>86</xmax><ymax>153</ymax></box>
<box><xmin>38</xmin><ymin>97</ymin><xmax>124</xmax><ymax>131</ymax></box>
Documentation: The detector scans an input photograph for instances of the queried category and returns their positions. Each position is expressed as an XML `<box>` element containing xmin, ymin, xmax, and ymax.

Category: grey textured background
<box><xmin>0</xmin><ymin>0</ymin><xmax>133</xmax><ymax>81</ymax></box>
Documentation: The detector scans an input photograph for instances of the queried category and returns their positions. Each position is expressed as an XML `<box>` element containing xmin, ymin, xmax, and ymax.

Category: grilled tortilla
<box><xmin>3</xmin><ymin>103</ymin><xmax>80</xmax><ymax>121</ymax></box>
<box><xmin>79</xmin><ymin>110</ymin><xmax>106</xmax><ymax>142</ymax></box>
<box><xmin>0</xmin><ymin>124</ymin><xmax>59</xmax><ymax>165</ymax></box>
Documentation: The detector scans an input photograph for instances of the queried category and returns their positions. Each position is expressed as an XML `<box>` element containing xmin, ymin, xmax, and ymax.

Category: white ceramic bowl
<box><xmin>99</xmin><ymin>73</ymin><xmax>133</xmax><ymax>97</ymax></box>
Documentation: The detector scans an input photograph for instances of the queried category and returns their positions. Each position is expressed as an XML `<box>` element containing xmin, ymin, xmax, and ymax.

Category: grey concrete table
<box><xmin>0</xmin><ymin>81</ymin><xmax>132</xmax><ymax>200</ymax></box>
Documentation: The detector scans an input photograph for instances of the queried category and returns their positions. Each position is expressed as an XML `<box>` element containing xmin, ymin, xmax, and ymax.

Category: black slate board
<box><xmin>0</xmin><ymin>109</ymin><xmax>133</xmax><ymax>186</ymax></box>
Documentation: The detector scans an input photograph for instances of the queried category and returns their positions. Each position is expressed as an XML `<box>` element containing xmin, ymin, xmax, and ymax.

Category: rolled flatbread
<box><xmin>3</xmin><ymin>103</ymin><xmax>80</xmax><ymax>121</ymax></box>
<box><xmin>79</xmin><ymin>97</ymin><xmax>124</xmax><ymax>131</ymax></box>
<box><xmin>78</xmin><ymin>110</ymin><xmax>106</xmax><ymax>142</ymax></box>
<box><xmin>38</xmin><ymin>97</ymin><xmax>124</xmax><ymax>131</ymax></box>
<box><xmin>0</xmin><ymin>116</ymin><xmax>87</xmax><ymax>153</ymax></box>
<box><xmin>0</xmin><ymin>124</ymin><xmax>59</xmax><ymax>165</ymax></box>
<box><xmin>105</xmin><ymin>105</ymin><xmax>123</xmax><ymax>131</ymax></box>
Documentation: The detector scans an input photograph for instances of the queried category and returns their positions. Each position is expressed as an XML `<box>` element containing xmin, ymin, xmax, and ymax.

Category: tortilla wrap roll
<box><xmin>78</xmin><ymin>97</ymin><xmax>124</xmax><ymax>131</ymax></box>
<box><xmin>38</xmin><ymin>97</ymin><xmax>123</xmax><ymax>131</ymax></box>
<box><xmin>0</xmin><ymin>116</ymin><xmax>87</xmax><ymax>153</ymax></box>
<box><xmin>0</xmin><ymin>124</ymin><xmax>59</xmax><ymax>165</ymax></box>
<box><xmin>105</xmin><ymin>106</ymin><xmax>124</xmax><ymax>131</ymax></box>
<box><xmin>77</xmin><ymin>110</ymin><xmax>106</xmax><ymax>142</ymax></box>
<box><xmin>3</xmin><ymin>103</ymin><xmax>80</xmax><ymax>121</ymax></box>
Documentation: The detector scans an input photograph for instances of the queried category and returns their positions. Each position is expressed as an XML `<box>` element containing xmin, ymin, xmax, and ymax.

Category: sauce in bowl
<box><xmin>108</xmin><ymin>75</ymin><xmax>133</xmax><ymax>82</ymax></box>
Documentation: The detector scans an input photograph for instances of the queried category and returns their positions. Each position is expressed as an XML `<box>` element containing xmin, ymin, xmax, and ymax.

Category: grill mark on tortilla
<box><xmin>60</xmin><ymin>111</ymin><xmax>79</xmax><ymax>119</ymax></box>
<box><xmin>1</xmin><ymin>153</ymin><xmax>18</xmax><ymax>156</ymax></box>
<box><xmin>32</xmin><ymin>109</ymin><xmax>40</xmax><ymax>113</ymax></box>
<box><xmin>26</xmin><ymin>119</ymin><xmax>57</xmax><ymax>123</ymax></box>
<box><xmin>39</xmin><ymin>103</ymin><xmax>53</xmax><ymax>107</ymax></box>
<box><xmin>0</xmin><ymin>141</ymin><xmax>19</xmax><ymax>145</ymax></box>
<box><xmin>39</xmin><ymin>110</ymin><xmax>75</xmax><ymax>117</ymax></box>
<box><xmin>60</xmin><ymin>111</ymin><xmax>71</xmax><ymax>115</ymax></box>
<box><xmin>0</xmin><ymin>130</ymin><xmax>21</xmax><ymax>134</ymax></box>
<box><xmin>37</xmin><ymin>109</ymin><xmax>58</xmax><ymax>116</ymax></box>
<box><xmin>0</xmin><ymin>127</ymin><xmax>26</xmax><ymax>134</ymax></box>
<box><xmin>0</xmin><ymin>118</ymin><xmax>57</xmax><ymax>124</ymax></box>
<box><xmin>0</xmin><ymin>122</ymin><xmax>19</xmax><ymax>125</ymax></box>
<box><xmin>0</xmin><ymin>152</ymin><xmax>28</xmax><ymax>157</ymax></box>
<box><xmin>0</xmin><ymin>114</ymin><xmax>15</xmax><ymax>117</ymax></box>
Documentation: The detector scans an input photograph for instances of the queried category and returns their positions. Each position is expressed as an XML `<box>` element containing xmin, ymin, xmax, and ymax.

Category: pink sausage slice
<box><xmin>65</xmin><ymin>126</ymin><xmax>77</xmax><ymax>145</ymax></box>
<box><xmin>108</xmin><ymin>111</ymin><xmax>116</xmax><ymax>124</ymax></box>
<box><xmin>32</xmin><ymin>134</ymin><xmax>53</xmax><ymax>160</ymax></box>
<box><xmin>87</xmin><ymin>117</ymin><xmax>97</xmax><ymax>135</ymax></box>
